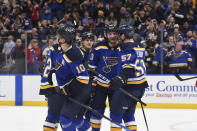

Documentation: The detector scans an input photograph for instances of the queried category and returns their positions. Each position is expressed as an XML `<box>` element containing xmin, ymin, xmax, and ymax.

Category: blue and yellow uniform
<box><xmin>40</xmin><ymin>44</ymin><xmax>65</xmax><ymax>131</ymax></box>
<box><xmin>88</xmin><ymin>40</ymin><xmax>120</xmax><ymax>130</ymax></box>
<box><xmin>167</xmin><ymin>50</ymin><xmax>192</xmax><ymax>74</ymax></box>
<box><xmin>40</xmin><ymin>43</ymin><xmax>91</xmax><ymax>131</ymax></box>
<box><xmin>110</xmin><ymin>42</ymin><xmax>148</xmax><ymax>131</ymax></box>
<box><xmin>54</xmin><ymin>44</ymin><xmax>91</xmax><ymax>131</ymax></box>
<box><xmin>40</xmin><ymin>44</ymin><xmax>61</xmax><ymax>95</ymax></box>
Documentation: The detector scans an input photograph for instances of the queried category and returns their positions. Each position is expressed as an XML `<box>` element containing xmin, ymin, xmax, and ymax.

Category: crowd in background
<box><xmin>0</xmin><ymin>0</ymin><xmax>197</xmax><ymax>74</ymax></box>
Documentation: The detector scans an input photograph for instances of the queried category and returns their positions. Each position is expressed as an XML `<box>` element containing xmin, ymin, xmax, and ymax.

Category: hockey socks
<box><xmin>60</xmin><ymin>116</ymin><xmax>92</xmax><ymax>131</ymax></box>
<box><xmin>60</xmin><ymin>116</ymin><xmax>76</xmax><ymax>131</ymax></box>
<box><xmin>123</xmin><ymin>113</ymin><xmax>137</xmax><ymax>131</ymax></box>
<box><xmin>110</xmin><ymin>113</ymin><xmax>122</xmax><ymax>131</ymax></box>
<box><xmin>74</xmin><ymin>117</ymin><xmax>92</xmax><ymax>131</ymax></box>
<box><xmin>43</xmin><ymin>114</ymin><xmax>59</xmax><ymax>131</ymax></box>
<box><xmin>90</xmin><ymin>109</ymin><xmax>104</xmax><ymax>131</ymax></box>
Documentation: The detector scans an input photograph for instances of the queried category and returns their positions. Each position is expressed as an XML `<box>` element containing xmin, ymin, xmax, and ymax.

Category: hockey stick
<box><xmin>88</xmin><ymin>69</ymin><xmax>147</xmax><ymax>106</ymax></box>
<box><xmin>174</xmin><ymin>74</ymin><xmax>197</xmax><ymax>81</ymax></box>
<box><xmin>31</xmin><ymin>51</ymin><xmax>132</xmax><ymax>131</ymax></box>
<box><xmin>31</xmin><ymin>50</ymin><xmax>42</xmax><ymax>73</ymax></box>
<box><xmin>140</xmin><ymin>102</ymin><xmax>150</xmax><ymax>131</ymax></box>
<box><xmin>67</xmin><ymin>97</ymin><xmax>132</xmax><ymax>131</ymax></box>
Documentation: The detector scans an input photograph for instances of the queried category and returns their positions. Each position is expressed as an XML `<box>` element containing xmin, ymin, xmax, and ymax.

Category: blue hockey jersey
<box><xmin>119</xmin><ymin>42</ymin><xmax>148</xmax><ymax>87</ymax></box>
<box><xmin>168</xmin><ymin>50</ymin><xmax>192</xmax><ymax>68</ymax></box>
<box><xmin>40</xmin><ymin>44</ymin><xmax>89</xmax><ymax>95</ymax></box>
<box><xmin>88</xmin><ymin>41</ymin><xmax>120</xmax><ymax>87</ymax></box>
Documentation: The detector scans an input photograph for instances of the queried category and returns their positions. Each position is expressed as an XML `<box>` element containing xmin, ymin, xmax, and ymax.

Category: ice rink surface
<box><xmin>0</xmin><ymin>106</ymin><xmax>197</xmax><ymax>131</ymax></box>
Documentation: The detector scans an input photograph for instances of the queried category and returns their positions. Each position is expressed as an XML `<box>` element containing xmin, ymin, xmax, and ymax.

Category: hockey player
<box><xmin>88</xmin><ymin>24</ymin><xmax>120</xmax><ymax>131</ymax></box>
<box><xmin>40</xmin><ymin>26</ymin><xmax>92</xmax><ymax>131</ymax></box>
<box><xmin>81</xmin><ymin>32</ymin><xmax>94</xmax><ymax>68</ymax></box>
<box><xmin>40</xmin><ymin>27</ymin><xmax>66</xmax><ymax>131</ymax></box>
<box><xmin>109</xmin><ymin>25</ymin><xmax>148</xmax><ymax>131</ymax></box>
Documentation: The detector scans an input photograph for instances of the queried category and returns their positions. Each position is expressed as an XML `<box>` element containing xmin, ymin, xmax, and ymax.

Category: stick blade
<box><xmin>174</xmin><ymin>74</ymin><xmax>183</xmax><ymax>81</ymax></box>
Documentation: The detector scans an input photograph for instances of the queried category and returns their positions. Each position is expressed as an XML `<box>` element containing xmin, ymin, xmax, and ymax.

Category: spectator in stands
<box><xmin>39</xmin><ymin>19</ymin><xmax>49</xmax><ymax>46</ymax></box>
<box><xmin>153</xmin><ymin>1</ymin><xmax>165</xmax><ymax>22</ymax></box>
<box><xmin>42</xmin><ymin>35</ymin><xmax>55</xmax><ymax>63</ymax></box>
<box><xmin>173</xmin><ymin>25</ymin><xmax>183</xmax><ymax>42</ymax></box>
<box><xmin>20</xmin><ymin>33</ymin><xmax>26</xmax><ymax>44</ymax></box>
<box><xmin>24</xmin><ymin>39</ymin><xmax>41</xmax><ymax>74</ymax></box>
<box><xmin>20</xmin><ymin>13</ymin><xmax>32</xmax><ymax>33</ymax></box>
<box><xmin>152</xmin><ymin>42</ymin><xmax>168</xmax><ymax>74</ymax></box>
<box><xmin>169</xmin><ymin>1</ymin><xmax>185</xmax><ymax>25</ymax></box>
<box><xmin>49</xmin><ymin>17</ymin><xmax>59</xmax><ymax>36</ymax></box>
<box><xmin>166</xmin><ymin>40</ymin><xmax>192</xmax><ymax>74</ymax></box>
<box><xmin>41</xmin><ymin>2</ymin><xmax>52</xmax><ymax>24</ymax></box>
<box><xmin>183</xmin><ymin>30</ymin><xmax>197</xmax><ymax>73</ymax></box>
<box><xmin>166</xmin><ymin>16</ymin><xmax>176</xmax><ymax>34</ymax></box>
<box><xmin>29</xmin><ymin>1</ymin><xmax>40</xmax><ymax>28</ymax></box>
<box><xmin>2</xmin><ymin>35</ymin><xmax>15</xmax><ymax>63</ymax></box>
<box><xmin>95</xmin><ymin>10</ymin><xmax>105</xmax><ymax>37</ymax></box>
<box><xmin>11</xmin><ymin>39</ymin><xmax>25</xmax><ymax>74</ymax></box>
<box><xmin>49</xmin><ymin>0</ymin><xmax>63</xmax><ymax>20</ymax></box>
<box><xmin>105</xmin><ymin>11</ymin><xmax>117</xmax><ymax>26</ymax></box>
<box><xmin>181</xmin><ymin>21</ymin><xmax>192</xmax><ymax>37</ymax></box>
<box><xmin>119</xmin><ymin>11</ymin><xmax>135</xmax><ymax>27</ymax></box>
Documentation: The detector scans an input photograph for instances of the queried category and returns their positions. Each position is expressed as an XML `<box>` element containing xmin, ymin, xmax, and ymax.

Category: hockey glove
<box><xmin>50</xmin><ymin>71</ymin><xmax>68</xmax><ymax>96</ymax></box>
<box><xmin>110</xmin><ymin>75</ymin><xmax>126</xmax><ymax>90</ymax></box>
<box><xmin>54</xmin><ymin>86</ymin><xmax>69</xmax><ymax>96</ymax></box>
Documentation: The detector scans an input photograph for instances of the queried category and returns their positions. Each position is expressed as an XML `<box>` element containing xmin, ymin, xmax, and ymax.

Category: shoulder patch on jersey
<box><xmin>64</xmin><ymin>44</ymin><xmax>83</xmax><ymax>62</ymax></box>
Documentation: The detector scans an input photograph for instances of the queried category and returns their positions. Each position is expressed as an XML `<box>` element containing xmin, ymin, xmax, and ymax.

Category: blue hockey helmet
<box><xmin>81</xmin><ymin>32</ymin><xmax>94</xmax><ymax>41</ymax></box>
<box><xmin>105</xmin><ymin>24</ymin><xmax>117</xmax><ymax>35</ymax></box>
<box><xmin>57</xmin><ymin>26</ymin><xmax>76</xmax><ymax>44</ymax></box>
<box><xmin>118</xmin><ymin>25</ymin><xmax>134</xmax><ymax>39</ymax></box>
<box><xmin>133</xmin><ymin>33</ymin><xmax>141</xmax><ymax>43</ymax></box>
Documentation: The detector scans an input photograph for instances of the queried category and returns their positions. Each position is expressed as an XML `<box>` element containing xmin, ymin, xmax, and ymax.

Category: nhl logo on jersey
<box><xmin>102</xmin><ymin>56</ymin><xmax>118</xmax><ymax>73</ymax></box>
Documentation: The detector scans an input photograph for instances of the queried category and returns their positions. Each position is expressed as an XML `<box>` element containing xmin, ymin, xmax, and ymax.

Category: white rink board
<box><xmin>0</xmin><ymin>76</ymin><xmax>15</xmax><ymax>101</ymax></box>
<box><xmin>143</xmin><ymin>75</ymin><xmax>197</xmax><ymax>104</ymax></box>
<box><xmin>0</xmin><ymin>75</ymin><xmax>197</xmax><ymax>106</ymax></box>
<box><xmin>23</xmin><ymin>75</ymin><xmax>45</xmax><ymax>101</ymax></box>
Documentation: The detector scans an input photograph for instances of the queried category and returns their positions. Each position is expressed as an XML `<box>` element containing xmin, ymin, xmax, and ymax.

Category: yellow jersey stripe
<box><xmin>123</xmin><ymin>65</ymin><xmax>135</xmax><ymax>69</ymax></box>
<box><xmin>127</xmin><ymin>78</ymin><xmax>147</xmax><ymax>84</ymax></box>
<box><xmin>169</xmin><ymin>65</ymin><xmax>187</xmax><ymax>67</ymax></box>
<box><xmin>43</xmin><ymin>126</ymin><xmax>55</xmax><ymax>131</ymax></box>
<box><xmin>188</xmin><ymin>59</ymin><xmax>192</xmax><ymax>62</ymax></box>
<box><xmin>111</xmin><ymin>127</ymin><xmax>122</xmax><ymax>131</ymax></box>
<box><xmin>40</xmin><ymin>85</ymin><xmax>54</xmax><ymax>89</ymax></box>
<box><xmin>63</xmin><ymin>54</ymin><xmax>72</xmax><ymax>63</ymax></box>
<box><xmin>76</xmin><ymin>78</ymin><xmax>89</xmax><ymax>84</ymax></box>
<box><xmin>127</xmin><ymin>125</ymin><xmax>137</xmax><ymax>130</ymax></box>
<box><xmin>90</xmin><ymin>122</ymin><xmax>101</xmax><ymax>129</ymax></box>
<box><xmin>50</xmin><ymin>47</ymin><xmax>55</xmax><ymax>51</ymax></box>
<box><xmin>97</xmin><ymin>81</ymin><xmax>109</xmax><ymax>87</ymax></box>
<box><xmin>133</xmin><ymin>47</ymin><xmax>145</xmax><ymax>50</ymax></box>
<box><xmin>92</xmin><ymin>82</ymin><xmax>97</xmax><ymax>86</ymax></box>
<box><xmin>95</xmin><ymin>46</ymin><xmax>108</xmax><ymax>50</ymax></box>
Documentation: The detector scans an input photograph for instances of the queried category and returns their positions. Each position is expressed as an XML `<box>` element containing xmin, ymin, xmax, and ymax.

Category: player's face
<box><xmin>175</xmin><ymin>41</ymin><xmax>183</xmax><ymax>51</ymax></box>
<box><xmin>59</xmin><ymin>38</ymin><xmax>70</xmax><ymax>51</ymax></box>
<box><xmin>120</xmin><ymin>34</ymin><xmax>125</xmax><ymax>41</ymax></box>
<box><xmin>107</xmin><ymin>32</ymin><xmax>118</xmax><ymax>47</ymax></box>
<box><xmin>83</xmin><ymin>38</ymin><xmax>94</xmax><ymax>50</ymax></box>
